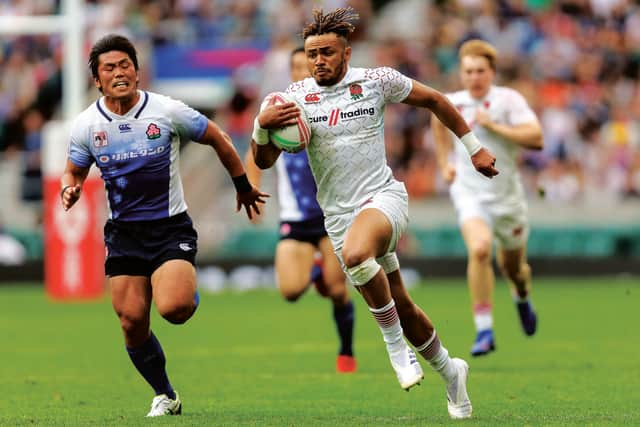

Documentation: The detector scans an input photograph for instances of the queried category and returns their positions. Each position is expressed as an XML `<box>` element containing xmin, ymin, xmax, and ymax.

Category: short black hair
<box><xmin>88</xmin><ymin>34</ymin><xmax>139</xmax><ymax>79</ymax></box>
<box><xmin>291</xmin><ymin>46</ymin><xmax>305</xmax><ymax>57</ymax></box>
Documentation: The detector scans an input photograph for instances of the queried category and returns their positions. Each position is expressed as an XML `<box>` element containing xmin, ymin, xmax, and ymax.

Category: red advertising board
<box><xmin>43</xmin><ymin>121</ymin><xmax>106</xmax><ymax>300</ymax></box>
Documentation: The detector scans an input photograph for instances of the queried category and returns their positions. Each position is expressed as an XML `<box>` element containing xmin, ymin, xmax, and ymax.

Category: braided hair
<box><xmin>302</xmin><ymin>7</ymin><xmax>360</xmax><ymax>41</ymax></box>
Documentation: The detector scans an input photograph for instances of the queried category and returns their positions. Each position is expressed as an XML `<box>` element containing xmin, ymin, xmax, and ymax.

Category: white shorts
<box><xmin>451</xmin><ymin>188</ymin><xmax>529</xmax><ymax>250</ymax></box>
<box><xmin>324</xmin><ymin>180</ymin><xmax>409</xmax><ymax>267</ymax></box>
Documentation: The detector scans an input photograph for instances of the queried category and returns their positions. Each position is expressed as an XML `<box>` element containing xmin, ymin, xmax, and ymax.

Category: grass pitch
<box><xmin>0</xmin><ymin>277</ymin><xmax>638</xmax><ymax>426</ymax></box>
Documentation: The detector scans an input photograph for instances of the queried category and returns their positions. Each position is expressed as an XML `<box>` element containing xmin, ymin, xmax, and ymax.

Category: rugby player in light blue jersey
<box><xmin>246</xmin><ymin>47</ymin><xmax>356</xmax><ymax>373</ymax></box>
<box><xmin>60</xmin><ymin>34</ymin><xmax>268</xmax><ymax>417</ymax></box>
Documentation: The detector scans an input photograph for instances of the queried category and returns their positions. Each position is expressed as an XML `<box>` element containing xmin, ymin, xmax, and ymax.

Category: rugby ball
<box><xmin>264</xmin><ymin>92</ymin><xmax>311</xmax><ymax>153</ymax></box>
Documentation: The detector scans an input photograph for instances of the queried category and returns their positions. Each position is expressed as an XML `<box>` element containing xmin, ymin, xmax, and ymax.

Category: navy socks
<box><xmin>126</xmin><ymin>331</ymin><xmax>175</xmax><ymax>399</ymax></box>
<box><xmin>333</xmin><ymin>300</ymin><xmax>355</xmax><ymax>356</ymax></box>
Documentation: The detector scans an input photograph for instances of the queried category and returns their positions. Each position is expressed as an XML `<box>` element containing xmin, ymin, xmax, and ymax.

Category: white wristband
<box><xmin>460</xmin><ymin>132</ymin><xmax>483</xmax><ymax>156</ymax></box>
<box><xmin>252</xmin><ymin>117</ymin><xmax>269</xmax><ymax>146</ymax></box>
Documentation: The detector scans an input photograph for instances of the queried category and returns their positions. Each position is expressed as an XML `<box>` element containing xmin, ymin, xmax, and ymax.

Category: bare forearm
<box><xmin>199</xmin><ymin>121</ymin><xmax>246</xmax><ymax>177</ymax></box>
<box><xmin>431</xmin><ymin>95</ymin><xmax>472</xmax><ymax>138</ymax></box>
<box><xmin>251</xmin><ymin>140</ymin><xmax>281</xmax><ymax>170</ymax></box>
<box><xmin>431</xmin><ymin>116</ymin><xmax>453</xmax><ymax>169</ymax></box>
<box><xmin>244</xmin><ymin>148</ymin><xmax>262</xmax><ymax>187</ymax></box>
<box><xmin>404</xmin><ymin>81</ymin><xmax>471</xmax><ymax>138</ymax></box>
<box><xmin>60</xmin><ymin>160</ymin><xmax>90</xmax><ymax>210</ymax></box>
<box><xmin>61</xmin><ymin>162</ymin><xmax>89</xmax><ymax>188</ymax></box>
<box><xmin>483</xmin><ymin>122</ymin><xmax>543</xmax><ymax>150</ymax></box>
<box><xmin>214</xmin><ymin>137</ymin><xmax>246</xmax><ymax>178</ymax></box>
<box><xmin>61</xmin><ymin>171</ymin><xmax>85</xmax><ymax>188</ymax></box>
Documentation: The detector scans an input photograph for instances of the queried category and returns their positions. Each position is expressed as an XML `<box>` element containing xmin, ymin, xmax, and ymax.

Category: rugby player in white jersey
<box><xmin>245</xmin><ymin>47</ymin><xmax>356</xmax><ymax>373</ymax></box>
<box><xmin>60</xmin><ymin>34</ymin><xmax>268</xmax><ymax>417</ymax></box>
<box><xmin>431</xmin><ymin>39</ymin><xmax>543</xmax><ymax>357</ymax></box>
<box><xmin>250</xmin><ymin>8</ymin><xmax>499</xmax><ymax>419</ymax></box>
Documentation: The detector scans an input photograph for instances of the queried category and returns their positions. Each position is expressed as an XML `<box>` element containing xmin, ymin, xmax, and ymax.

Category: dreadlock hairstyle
<box><xmin>302</xmin><ymin>7</ymin><xmax>360</xmax><ymax>41</ymax></box>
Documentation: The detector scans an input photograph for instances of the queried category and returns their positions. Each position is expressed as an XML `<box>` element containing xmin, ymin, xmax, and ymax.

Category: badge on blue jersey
<box><xmin>146</xmin><ymin>123</ymin><xmax>161</xmax><ymax>139</ymax></box>
<box><xmin>93</xmin><ymin>131</ymin><xmax>109</xmax><ymax>147</ymax></box>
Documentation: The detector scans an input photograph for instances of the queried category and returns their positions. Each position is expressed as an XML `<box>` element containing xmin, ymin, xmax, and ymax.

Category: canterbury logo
<box><xmin>304</xmin><ymin>93</ymin><xmax>321</xmax><ymax>103</ymax></box>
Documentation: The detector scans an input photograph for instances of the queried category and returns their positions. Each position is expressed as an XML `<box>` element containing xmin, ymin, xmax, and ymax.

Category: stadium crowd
<box><xmin>1</xmin><ymin>0</ymin><xmax>639</xmax><ymax>212</ymax></box>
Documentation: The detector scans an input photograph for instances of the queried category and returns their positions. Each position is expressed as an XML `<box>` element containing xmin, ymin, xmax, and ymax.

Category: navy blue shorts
<box><xmin>104</xmin><ymin>212</ymin><xmax>198</xmax><ymax>277</ymax></box>
<box><xmin>279</xmin><ymin>216</ymin><xmax>327</xmax><ymax>247</ymax></box>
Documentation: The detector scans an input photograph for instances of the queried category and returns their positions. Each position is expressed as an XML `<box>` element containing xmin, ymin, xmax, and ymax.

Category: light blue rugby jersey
<box><xmin>275</xmin><ymin>150</ymin><xmax>323</xmax><ymax>222</ymax></box>
<box><xmin>68</xmin><ymin>90</ymin><xmax>208</xmax><ymax>221</ymax></box>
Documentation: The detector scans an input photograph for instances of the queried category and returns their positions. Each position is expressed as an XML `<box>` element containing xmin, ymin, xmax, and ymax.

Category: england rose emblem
<box><xmin>349</xmin><ymin>84</ymin><xmax>363</xmax><ymax>100</ymax></box>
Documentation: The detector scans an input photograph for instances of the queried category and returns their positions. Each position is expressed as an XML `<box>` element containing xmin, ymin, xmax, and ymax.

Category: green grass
<box><xmin>0</xmin><ymin>277</ymin><xmax>638</xmax><ymax>426</ymax></box>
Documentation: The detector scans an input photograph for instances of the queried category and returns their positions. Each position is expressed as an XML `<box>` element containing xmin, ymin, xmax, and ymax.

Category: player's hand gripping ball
<box><xmin>265</xmin><ymin>92</ymin><xmax>311</xmax><ymax>153</ymax></box>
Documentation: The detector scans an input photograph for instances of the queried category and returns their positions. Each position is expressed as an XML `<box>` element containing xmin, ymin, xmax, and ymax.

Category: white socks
<box><xmin>473</xmin><ymin>303</ymin><xmax>493</xmax><ymax>331</ymax></box>
<box><xmin>369</xmin><ymin>300</ymin><xmax>403</xmax><ymax>347</ymax></box>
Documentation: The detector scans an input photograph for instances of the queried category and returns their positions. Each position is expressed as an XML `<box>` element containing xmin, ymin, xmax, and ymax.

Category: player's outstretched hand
<box><xmin>258</xmin><ymin>103</ymin><xmax>300</xmax><ymax>129</ymax></box>
<box><xmin>61</xmin><ymin>184</ymin><xmax>82</xmax><ymax>211</ymax></box>
<box><xmin>471</xmin><ymin>147</ymin><xmax>499</xmax><ymax>178</ymax></box>
<box><xmin>236</xmin><ymin>187</ymin><xmax>270</xmax><ymax>220</ymax></box>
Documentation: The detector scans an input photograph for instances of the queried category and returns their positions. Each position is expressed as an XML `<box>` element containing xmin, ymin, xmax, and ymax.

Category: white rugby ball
<box><xmin>264</xmin><ymin>92</ymin><xmax>311</xmax><ymax>153</ymax></box>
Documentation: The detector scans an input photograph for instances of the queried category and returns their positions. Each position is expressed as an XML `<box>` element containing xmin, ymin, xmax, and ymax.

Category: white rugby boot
<box><xmin>146</xmin><ymin>392</ymin><xmax>182</xmax><ymax>417</ymax></box>
<box><xmin>388</xmin><ymin>341</ymin><xmax>424</xmax><ymax>390</ymax></box>
<box><xmin>446</xmin><ymin>358</ymin><xmax>472</xmax><ymax>419</ymax></box>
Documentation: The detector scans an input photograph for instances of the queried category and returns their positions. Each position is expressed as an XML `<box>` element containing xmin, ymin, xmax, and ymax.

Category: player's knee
<box><xmin>278</xmin><ymin>280</ymin><xmax>307</xmax><ymax>302</ymax></box>
<box><xmin>342</xmin><ymin>246</ymin><xmax>374</xmax><ymax>270</ymax></box>
<box><xmin>158</xmin><ymin>301</ymin><xmax>196</xmax><ymax>325</ymax></box>
<box><xmin>468</xmin><ymin>240</ymin><xmax>492</xmax><ymax>263</ymax></box>
<box><xmin>281</xmin><ymin>289</ymin><xmax>303</xmax><ymax>303</ymax></box>
<box><xmin>117</xmin><ymin>311</ymin><xmax>148</xmax><ymax>340</ymax></box>
<box><xmin>345</xmin><ymin>257</ymin><xmax>381</xmax><ymax>287</ymax></box>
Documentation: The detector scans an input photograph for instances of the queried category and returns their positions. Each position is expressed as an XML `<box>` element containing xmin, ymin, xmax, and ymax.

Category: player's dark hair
<box><xmin>290</xmin><ymin>46</ymin><xmax>305</xmax><ymax>66</ymax></box>
<box><xmin>291</xmin><ymin>46</ymin><xmax>305</xmax><ymax>57</ymax></box>
<box><xmin>302</xmin><ymin>7</ymin><xmax>359</xmax><ymax>41</ymax></box>
<box><xmin>88</xmin><ymin>34</ymin><xmax>139</xmax><ymax>79</ymax></box>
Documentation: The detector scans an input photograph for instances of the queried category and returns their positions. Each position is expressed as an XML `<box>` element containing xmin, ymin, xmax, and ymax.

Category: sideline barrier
<box><xmin>42</xmin><ymin>121</ymin><xmax>105</xmax><ymax>300</ymax></box>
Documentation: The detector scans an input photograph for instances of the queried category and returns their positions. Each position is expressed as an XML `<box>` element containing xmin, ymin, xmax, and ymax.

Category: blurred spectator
<box><xmin>20</xmin><ymin>108</ymin><xmax>43</xmax><ymax>203</ymax></box>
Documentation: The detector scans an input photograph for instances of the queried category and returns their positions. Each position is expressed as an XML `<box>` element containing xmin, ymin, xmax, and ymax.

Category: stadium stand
<box><xmin>0</xmin><ymin>0</ymin><xmax>639</xmax><ymax>275</ymax></box>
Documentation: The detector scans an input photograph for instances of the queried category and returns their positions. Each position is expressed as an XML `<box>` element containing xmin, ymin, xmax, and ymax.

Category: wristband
<box><xmin>232</xmin><ymin>173</ymin><xmax>253</xmax><ymax>193</ymax></box>
<box><xmin>252</xmin><ymin>117</ymin><xmax>269</xmax><ymax>146</ymax></box>
<box><xmin>60</xmin><ymin>185</ymin><xmax>72</xmax><ymax>199</ymax></box>
<box><xmin>460</xmin><ymin>132</ymin><xmax>483</xmax><ymax>156</ymax></box>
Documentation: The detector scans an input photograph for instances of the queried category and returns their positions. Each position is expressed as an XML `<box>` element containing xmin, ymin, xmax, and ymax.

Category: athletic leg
<box><xmin>274</xmin><ymin>239</ymin><xmax>316</xmax><ymax>302</ymax></box>
<box><xmin>342</xmin><ymin>209</ymin><xmax>423</xmax><ymax>390</ymax></box>
<box><xmin>111</xmin><ymin>275</ymin><xmax>178</xmax><ymax>405</ymax></box>
<box><xmin>318</xmin><ymin>236</ymin><xmax>356</xmax><ymax>372</ymax></box>
<box><xmin>383</xmin><ymin>253</ymin><xmax>472</xmax><ymax>418</ymax></box>
<box><xmin>151</xmin><ymin>259</ymin><xmax>199</xmax><ymax>325</ymax></box>
<box><xmin>461</xmin><ymin>218</ymin><xmax>496</xmax><ymax>356</ymax></box>
<box><xmin>497</xmin><ymin>246</ymin><xmax>537</xmax><ymax>336</ymax></box>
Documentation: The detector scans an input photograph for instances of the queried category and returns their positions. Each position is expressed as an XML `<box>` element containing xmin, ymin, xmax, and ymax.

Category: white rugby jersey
<box><xmin>447</xmin><ymin>85</ymin><xmax>538</xmax><ymax>203</ymax></box>
<box><xmin>285</xmin><ymin>67</ymin><xmax>412</xmax><ymax>215</ymax></box>
<box><xmin>68</xmin><ymin>90</ymin><xmax>208</xmax><ymax>221</ymax></box>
